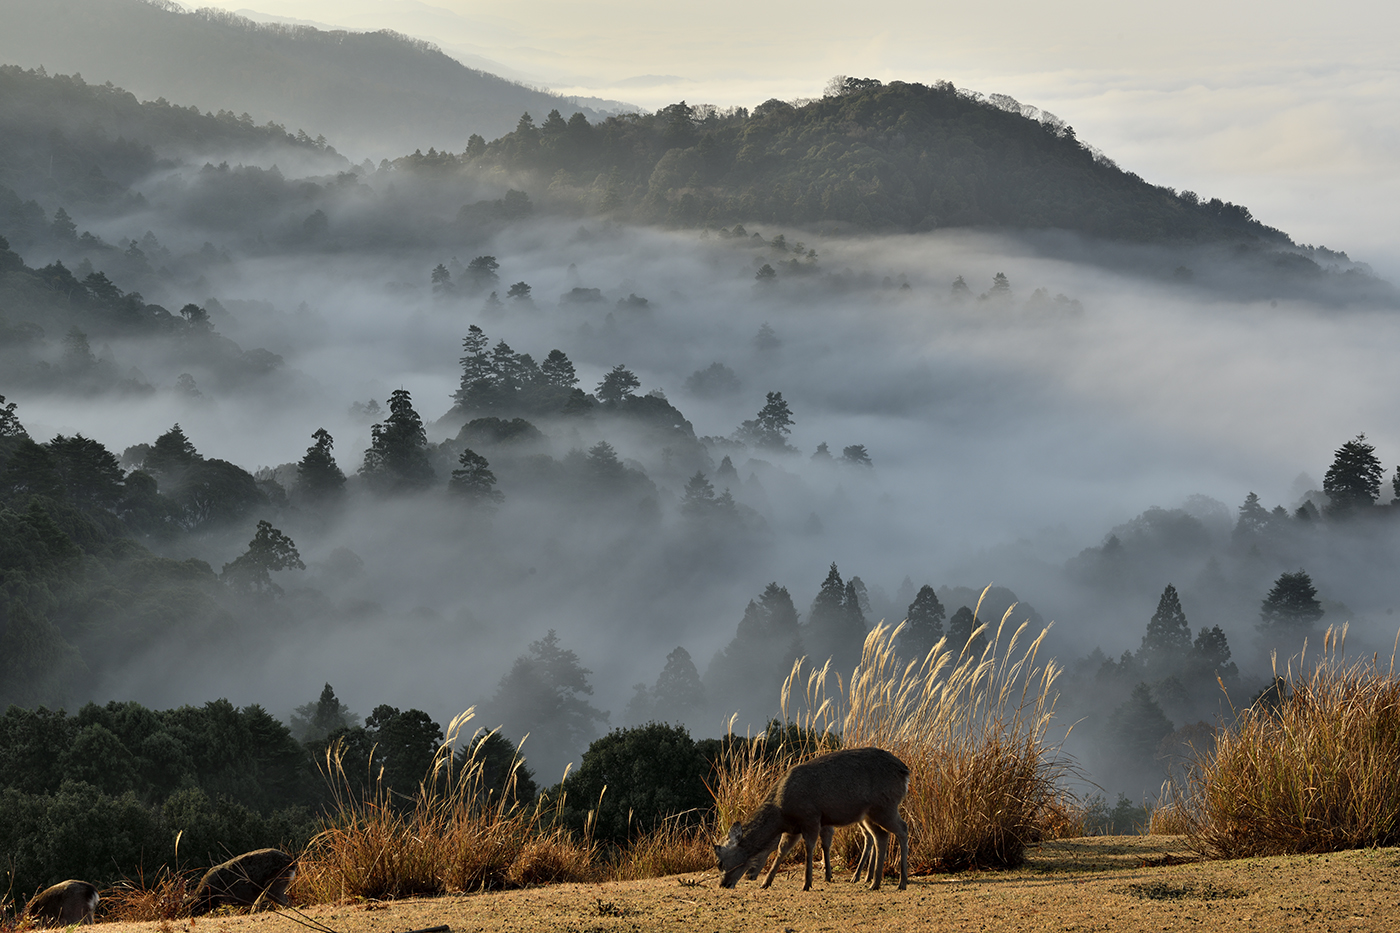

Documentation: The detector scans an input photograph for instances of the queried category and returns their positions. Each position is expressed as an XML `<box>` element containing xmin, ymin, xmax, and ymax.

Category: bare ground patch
<box><xmin>88</xmin><ymin>838</ymin><xmax>1400</xmax><ymax>933</ymax></box>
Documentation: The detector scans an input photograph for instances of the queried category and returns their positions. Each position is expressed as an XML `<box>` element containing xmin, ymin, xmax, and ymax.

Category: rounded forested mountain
<box><xmin>470</xmin><ymin>81</ymin><xmax>1284</xmax><ymax>242</ymax></box>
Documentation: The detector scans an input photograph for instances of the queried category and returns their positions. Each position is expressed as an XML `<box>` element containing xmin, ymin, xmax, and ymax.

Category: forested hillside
<box><xmin>457</xmin><ymin>78</ymin><xmax>1285</xmax><ymax>242</ymax></box>
<box><xmin>0</xmin><ymin>0</ymin><xmax>608</xmax><ymax>155</ymax></box>
<box><xmin>0</xmin><ymin>64</ymin><xmax>343</xmax><ymax>217</ymax></box>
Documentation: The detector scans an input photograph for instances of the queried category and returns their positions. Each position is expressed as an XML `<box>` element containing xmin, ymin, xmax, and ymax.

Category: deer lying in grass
<box><xmin>23</xmin><ymin>880</ymin><xmax>99</xmax><ymax>926</ymax></box>
<box><xmin>715</xmin><ymin>747</ymin><xmax>909</xmax><ymax>891</ymax></box>
<box><xmin>188</xmin><ymin>848</ymin><xmax>296</xmax><ymax>916</ymax></box>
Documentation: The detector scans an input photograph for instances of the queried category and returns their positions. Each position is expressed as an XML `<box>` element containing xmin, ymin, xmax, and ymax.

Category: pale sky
<box><xmin>217</xmin><ymin>0</ymin><xmax>1400</xmax><ymax>276</ymax></box>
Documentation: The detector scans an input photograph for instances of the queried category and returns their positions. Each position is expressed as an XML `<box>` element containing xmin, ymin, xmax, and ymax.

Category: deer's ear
<box><xmin>726</xmin><ymin>823</ymin><xmax>743</xmax><ymax>844</ymax></box>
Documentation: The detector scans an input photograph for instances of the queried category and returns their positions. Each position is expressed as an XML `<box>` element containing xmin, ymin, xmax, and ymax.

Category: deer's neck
<box><xmin>742</xmin><ymin>802</ymin><xmax>785</xmax><ymax>852</ymax></box>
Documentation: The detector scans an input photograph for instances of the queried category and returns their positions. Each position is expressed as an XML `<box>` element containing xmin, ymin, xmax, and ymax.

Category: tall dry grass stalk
<box><xmin>1189</xmin><ymin>625</ymin><xmax>1400</xmax><ymax>858</ymax></box>
<box><xmin>710</xmin><ymin>593</ymin><xmax>1070</xmax><ymax>873</ymax></box>
<box><xmin>293</xmin><ymin>709</ymin><xmax>596</xmax><ymax>901</ymax></box>
<box><xmin>100</xmin><ymin>869</ymin><xmax>198</xmax><ymax>921</ymax></box>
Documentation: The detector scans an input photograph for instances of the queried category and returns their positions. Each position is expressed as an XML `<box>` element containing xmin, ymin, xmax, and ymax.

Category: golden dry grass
<box><xmin>1187</xmin><ymin>626</ymin><xmax>1400</xmax><ymax>858</ymax></box>
<box><xmin>100</xmin><ymin>870</ymin><xmax>198</xmax><ymax>922</ymax></box>
<box><xmin>707</xmin><ymin>594</ymin><xmax>1072</xmax><ymax>875</ymax></box>
<box><xmin>292</xmin><ymin>712</ymin><xmax>598</xmax><ymax>901</ymax></box>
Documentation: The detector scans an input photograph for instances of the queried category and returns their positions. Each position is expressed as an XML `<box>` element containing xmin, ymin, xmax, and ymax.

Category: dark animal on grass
<box><xmin>715</xmin><ymin>747</ymin><xmax>910</xmax><ymax>891</ymax></box>
<box><xmin>23</xmin><ymin>880</ymin><xmax>99</xmax><ymax>926</ymax></box>
<box><xmin>188</xmin><ymin>848</ymin><xmax>296</xmax><ymax>915</ymax></box>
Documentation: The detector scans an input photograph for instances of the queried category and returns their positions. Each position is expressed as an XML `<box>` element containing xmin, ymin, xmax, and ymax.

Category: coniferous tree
<box><xmin>736</xmin><ymin>391</ymin><xmax>794</xmax><ymax>451</ymax></box>
<box><xmin>465</xmin><ymin>255</ymin><xmax>500</xmax><ymax>290</ymax></box>
<box><xmin>46</xmin><ymin>435</ymin><xmax>124</xmax><ymax>513</ymax></box>
<box><xmin>485</xmin><ymin>630</ymin><xmax>608</xmax><ymax>777</ymax></box>
<box><xmin>1258</xmin><ymin>570</ymin><xmax>1325</xmax><ymax>635</ymax></box>
<box><xmin>680</xmin><ymin>470</ymin><xmax>716</xmax><ymax>516</ymax></box>
<box><xmin>145</xmin><ymin>424</ymin><xmax>201</xmax><ymax>475</ymax></box>
<box><xmin>902</xmin><ymin>584</ymin><xmax>945</xmax><ymax>659</ymax></box>
<box><xmin>1232</xmin><ymin>492</ymin><xmax>1270</xmax><ymax>542</ymax></box>
<box><xmin>1192</xmin><ymin>625</ymin><xmax>1239</xmax><ymax>680</ymax></box>
<box><xmin>596</xmin><ymin>364</ymin><xmax>641</xmax><ymax>403</ymax></box>
<box><xmin>627</xmin><ymin>646</ymin><xmax>707</xmax><ymax>725</ymax></box>
<box><xmin>295</xmin><ymin>428</ymin><xmax>346</xmax><ymax>501</ymax></box>
<box><xmin>805</xmin><ymin>563</ymin><xmax>865</xmax><ymax>671</ymax></box>
<box><xmin>360</xmin><ymin>389</ymin><xmax>435</xmax><ymax>492</ymax></box>
<box><xmin>947</xmin><ymin>605</ymin><xmax>988</xmax><ymax>658</ymax></box>
<box><xmin>541</xmin><ymin>349</ymin><xmax>578</xmax><ymax>388</ymax></box>
<box><xmin>221</xmin><ymin>520</ymin><xmax>305</xmax><ymax>594</ymax></box>
<box><xmin>454</xmin><ymin>325</ymin><xmax>496</xmax><ymax>409</ymax></box>
<box><xmin>449</xmin><ymin>448</ymin><xmax>503</xmax><ymax>505</ymax></box>
<box><xmin>705</xmin><ymin>582</ymin><xmax>802</xmax><ymax>720</ymax></box>
<box><xmin>841</xmin><ymin>444</ymin><xmax>872</xmax><ymax>467</ymax></box>
<box><xmin>291</xmin><ymin>683</ymin><xmax>360</xmax><ymax>743</ymax></box>
<box><xmin>1323</xmin><ymin>434</ymin><xmax>1384</xmax><ymax>516</ymax></box>
<box><xmin>431</xmin><ymin>263</ymin><xmax>453</xmax><ymax>295</ymax></box>
<box><xmin>1106</xmin><ymin>682</ymin><xmax>1175</xmax><ymax>774</ymax></box>
<box><xmin>584</xmin><ymin>440</ymin><xmax>626</xmax><ymax>490</ymax></box>
<box><xmin>1139</xmin><ymin>584</ymin><xmax>1192</xmax><ymax>670</ymax></box>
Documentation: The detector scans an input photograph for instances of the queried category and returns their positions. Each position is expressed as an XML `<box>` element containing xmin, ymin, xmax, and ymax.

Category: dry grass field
<box><xmin>83</xmin><ymin>837</ymin><xmax>1400</xmax><ymax>933</ymax></box>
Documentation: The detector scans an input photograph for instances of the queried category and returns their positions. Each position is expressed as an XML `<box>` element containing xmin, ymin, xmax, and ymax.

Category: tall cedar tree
<box><xmin>295</xmin><ymin>428</ymin><xmax>346</xmax><ymax>500</ymax></box>
<box><xmin>737</xmin><ymin>391</ymin><xmax>795</xmax><ymax>451</ymax></box>
<box><xmin>1139</xmin><ymin>584</ymin><xmax>1192</xmax><ymax>668</ymax></box>
<box><xmin>290</xmin><ymin>683</ymin><xmax>360</xmax><ymax>743</ymax></box>
<box><xmin>146</xmin><ymin>423</ymin><xmax>200</xmax><ymax>475</ymax></box>
<box><xmin>360</xmin><ymin>389</ymin><xmax>435</xmax><ymax>492</ymax></box>
<box><xmin>902</xmin><ymin>584</ymin><xmax>946</xmax><ymax>659</ymax></box>
<box><xmin>449</xmin><ymin>448</ymin><xmax>503</xmax><ymax>505</ymax></box>
<box><xmin>705</xmin><ymin>582</ymin><xmax>802</xmax><ymax>719</ymax></box>
<box><xmin>541</xmin><ymin>349</ymin><xmax>578</xmax><ymax>387</ymax></box>
<box><xmin>1323</xmin><ymin>434</ymin><xmax>1384</xmax><ymax>516</ymax></box>
<box><xmin>1258</xmin><ymin>570</ymin><xmax>1325</xmax><ymax>633</ymax></box>
<box><xmin>485</xmin><ymin>630</ymin><xmax>608</xmax><ymax>774</ymax></box>
<box><xmin>805</xmin><ymin>563</ymin><xmax>866</xmax><ymax>672</ymax></box>
<box><xmin>626</xmin><ymin>646</ymin><xmax>706</xmax><ymax>725</ymax></box>
<box><xmin>596</xmin><ymin>364</ymin><xmax>640</xmax><ymax>403</ymax></box>
<box><xmin>947</xmin><ymin>605</ymin><xmax>988</xmax><ymax>658</ymax></box>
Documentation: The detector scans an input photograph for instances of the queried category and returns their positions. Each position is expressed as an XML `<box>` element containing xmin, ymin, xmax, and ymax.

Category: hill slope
<box><xmin>464</xmin><ymin>80</ymin><xmax>1285</xmax><ymax>243</ymax></box>
<box><xmin>0</xmin><ymin>0</ymin><xmax>606</xmax><ymax>157</ymax></box>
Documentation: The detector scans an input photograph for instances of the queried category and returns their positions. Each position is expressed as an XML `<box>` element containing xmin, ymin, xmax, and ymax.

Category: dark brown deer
<box><xmin>23</xmin><ymin>881</ymin><xmax>99</xmax><ymax>927</ymax></box>
<box><xmin>715</xmin><ymin>747</ymin><xmax>909</xmax><ymax>891</ymax></box>
<box><xmin>188</xmin><ymin>848</ymin><xmax>296</xmax><ymax>915</ymax></box>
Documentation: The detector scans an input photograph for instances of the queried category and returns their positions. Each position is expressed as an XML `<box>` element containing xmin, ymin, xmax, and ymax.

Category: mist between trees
<box><xmin>5</xmin><ymin>53</ymin><xmax>1400</xmax><ymax>904</ymax></box>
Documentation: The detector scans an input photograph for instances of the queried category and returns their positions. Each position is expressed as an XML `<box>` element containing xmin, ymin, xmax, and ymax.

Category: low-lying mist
<box><xmin>8</xmin><ymin>163</ymin><xmax>1400</xmax><ymax>795</ymax></box>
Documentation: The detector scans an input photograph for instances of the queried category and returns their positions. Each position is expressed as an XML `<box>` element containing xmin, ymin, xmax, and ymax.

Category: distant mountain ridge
<box><xmin>0</xmin><ymin>0</ymin><xmax>608</xmax><ymax>157</ymax></box>
<box><xmin>458</xmin><ymin>80</ymin><xmax>1288</xmax><ymax>244</ymax></box>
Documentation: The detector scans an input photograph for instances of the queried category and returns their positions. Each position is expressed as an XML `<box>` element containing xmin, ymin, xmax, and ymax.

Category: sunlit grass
<box><xmin>1187</xmin><ymin>626</ymin><xmax>1400</xmax><ymax>858</ymax></box>
<box><xmin>708</xmin><ymin>594</ymin><xmax>1072</xmax><ymax>875</ymax></box>
<box><xmin>292</xmin><ymin>712</ymin><xmax>597</xmax><ymax>901</ymax></box>
<box><xmin>100</xmin><ymin>868</ymin><xmax>198</xmax><ymax>922</ymax></box>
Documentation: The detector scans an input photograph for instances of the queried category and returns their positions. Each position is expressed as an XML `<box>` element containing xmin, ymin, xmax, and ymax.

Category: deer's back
<box><xmin>773</xmin><ymin>747</ymin><xmax>909</xmax><ymax>826</ymax></box>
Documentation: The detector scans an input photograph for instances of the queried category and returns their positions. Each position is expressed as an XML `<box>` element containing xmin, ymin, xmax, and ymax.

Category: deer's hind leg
<box><xmin>866</xmin><ymin>805</ymin><xmax>910</xmax><ymax>891</ymax></box>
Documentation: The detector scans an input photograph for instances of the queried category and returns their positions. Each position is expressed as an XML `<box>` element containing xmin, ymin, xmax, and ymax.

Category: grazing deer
<box><xmin>188</xmin><ymin>848</ymin><xmax>296</xmax><ymax>916</ymax></box>
<box><xmin>715</xmin><ymin>747</ymin><xmax>910</xmax><ymax>891</ymax></box>
<box><xmin>23</xmin><ymin>881</ymin><xmax>99</xmax><ymax>927</ymax></box>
